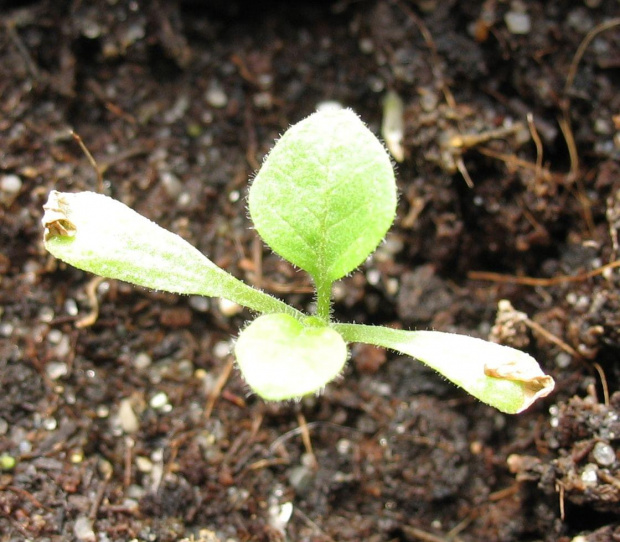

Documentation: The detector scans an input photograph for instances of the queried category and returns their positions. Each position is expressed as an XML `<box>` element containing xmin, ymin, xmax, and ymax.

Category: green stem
<box><xmin>211</xmin><ymin>271</ymin><xmax>306</xmax><ymax>320</ymax></box>
<box><xmin>315</xmin><ymin>278</ymin><xmax>332</xmax><ymax>322</ymax></box>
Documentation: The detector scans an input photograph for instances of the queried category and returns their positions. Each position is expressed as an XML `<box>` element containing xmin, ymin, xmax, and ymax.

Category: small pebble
<box><xmin>1</xmin><ymin>174</ymin><xmax>22</xmax><ymax>205</ymax></box>
<box><xmin>359</xmin><ymin>37</ymin><xmax>374</xmax><ymax>54</ymax></box>
<box><xmin>1</xmin><ymin>174</ymin><xmax>22</xmax><ymax>193</ymax></box>
<box><xmin>46</xmin><ymin>361</ymin><xmax>68</xmax><ymax>380</ymax></box>
<box><xmin>133</xmin><ymin>352</ymin><xmax>152</xmax><ymax>370</ymax></box>
<box><xmin>366</xmin><ymin>268</ymin><xmax>381</xmax><ymax>286</ymax></box>
<box><xmin>73</xmin><ymin>515</ymin><xmax>96</xmax><ymax>542</ymax></box>
<box><xmin>38</xmin><ymin>306</ymin><xmax>55</xmax><ymax>323</ymax></box>
<box><xmin>205</xmin><ymin>85</ymin><xmax>228</xmax><ymax>109</ymax></box>
<box><xmin>336</xmin><ymin>439</ymin><xmax>352</xmax><ymax>455</ymax></box>
<box><xmin>176</xmin><ymin>359</ymin><xmax>194</xmax><ymax>380</ymax></box>
<box><xmin>581</xmin><ymin>463</ymin><xmax>598</xmax><ymax>486</ymax></box>
<box><xmin>126</xmin><ymin>484</ymin><xmax>146</xmax><ymax>500</ymax></box>
<box><xmin>253</xmin><ymin>92</ymin><xmax>273</xmax><ymax>109</ymax></box>
<box><xmin>555</xmin><ymin>352</ymin><xmax>572</xmax><ymax>369</ymax></box>
<box><xmin>43</xmin><ymin>417</ymin><xmax>57</xmax><ymax>431</ymax></box>
<box><xmin>288</xmin><ymin>464</ymin><xmax>315</xmax><ymax>493</ymax></box>
<box><xmin>135</xmin><ymin>456</ymin><xmax>153</xmax><ymax>473</ymax></box>
<box><xmin>70</xmin><ymin>450</ymin><xmax>84</xmax><ymax>463</ymax></box>
<box><xmin>189</xmin><ymin>296</ymin><xmax>210</xmax><ymax>312</ymax></box>
<box><xmin>121</xmin><ymin>497</ymin><xmax>140</xmax><ymax>511</ymax></box>
<box><xmin>178</xmin><ymin>192</ymin><xmax>192</xmax><ymax>208</ymax></box>
<box><xmin>149</xmin><ymin>391</ymin><xmax>169</xmax><ymax>410</ymax></box>
<box><xmin>118</xmin><ymin>398</ymin><xmax>139</xmax><ymax>433</ymax></box>
<box><xmin>82</xmin><ymin>20</ymin><xmax>102</xmax><ymax>39</ymax></box>
<box><xmin>269</xmin><ymin>501</ymin><xmax>293</xmax><ymax>532</ymax></box>
<box><xmin>592</xmin><ymin>441</ymin><xmax>615</xmax><ymax>467</ymax></box>
<box><xmin>257</xmin><ymin>73</ymin><xmax>273</xmax><ymax>89</ymax></box>
<box><xmin>213</xmin><ymin>340</ymin><xmax>231</xmax><ymax>359</ymax></box>
<box><xmin>218</xmin><ymin>298</ymin><xmax>242</xmax><ymax>317</ymax></box>
<box><xmin>47</xmin><ymin>329</ymin><xmax>63</xmax><ymax>344</ymax></box>
<box><xmin>368</xmin><ymin>76</ymin><xmax>385</xmax><ymax>93</ymax></box>
<box><xmin>385</xmin><ymin>277</ymin><xmax>399</xmax><ymax>296</ymax></box>
<box><xmin>228</xmin><ymin>190</ymin><xmax>240</xmax><ymax>203</ymax></box>
<box><xmin>160</xmin><ymin>171</ymin><xmax>183</xmax><ymax>198</ymax></box>
<box><xmin>0</xmin><ymin>454</ymin><xmax>16</xmax><ymax>471</ymax></box>
<box><xmin>419</xmin><ymin>88</ymin><xmax>439</xmax><ymax>112</ymax></box>
<box><xmin>0</xmin><ymin>418</ymin><xmax>8</xmax><ymax>435</ymax></box>
<box><xmin>505</xmin><ymin>11</ymin><xmax>531</xmax><ymax>34</ymax></box>
<box><xmin>316</xmin><ymin>100</ymin><xmax>343</xmax><ymax>112</ymax></box>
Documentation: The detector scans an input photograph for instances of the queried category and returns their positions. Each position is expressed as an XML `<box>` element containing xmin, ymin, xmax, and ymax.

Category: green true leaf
<box><xmin>42</xmin><ymin>191</ymin><xmax>303</xmax><ymax>319</ymax></box>
<box><xmin>235</xmin><ymin>313</ymin><xmax>348</xmax><ymax>400</ymax></box>
<box><xmin>334</xmin><ymin>324</ymin><xmax>555</xmax><ymax>414</ymax></box>
<box><xmin>249</xmin><ymin>109</ymin><xmax>397</xmax><ymax>285</ymax></box>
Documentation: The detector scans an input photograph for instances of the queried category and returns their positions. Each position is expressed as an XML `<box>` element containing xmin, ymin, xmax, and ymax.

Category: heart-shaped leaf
<box><xmin>249</xmin><ymin>109</ymin><xmax>397</xmax><ymax>284</ymax></box>
<box><xmin>235</xmin><ymin>314</ymin><xmax>348</xmax><ymax>400</ymax></box>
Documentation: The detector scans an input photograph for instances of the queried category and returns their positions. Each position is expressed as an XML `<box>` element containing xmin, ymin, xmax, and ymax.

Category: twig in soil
<box><xmin>241</xmin><ymin>239</ymin><xmax>315</xmax><ymax>294</ymax></box>
<box><xmin>204</xmin><ymin>357</ymin><xmax>234</xmax><ymax>419</ymax></box>
<box><xmin>468</xmin><ymin>259</ymin><xmax>620</xmax><ymax>287</ymax></box>
<box><xmin>124</xmin><ymin>436</ymin><xmax>134</xmax><ymax>489</ymax></box>
<box><xmin>526</xmin><ymin>113</ymin><xmax>543</xmax><ymax>177</ymax></box>
<box><xmin>522</xmin><ymin>318</ymin><xmax>579</xmax><ymax>359</ymax></box>
<box><xmin>454</xmin><ymin>157</ymin><xmax>474</xmax><ymax>189</ymax></box>
<box><xmin>392</xmin><ymin>0</ymin><xmax>455</xmax><ymax>108</ymax></box>
<box><xmin>3</xmin><ymin>485</ymin><xmax>51</xmax><ymax>512</ymax></box>
<box><xmin>445</xmin><ymin>515</ymin><xmax>472</xmax><ymax>541</ymax></box>
<box><xmin>488</xmin><ymin>483</ymin><xmax>520</xmax><ymax>502</ymax></box>
<box><xmin>5</xmin><ymin>21</ymin><xmax>42</xmax><ymax>82</ymax></box>
<box><xmin>471</xmin><ymin>273</ymin><xmax>613</xmax><ymax>402</ymax></box>
<box><xmin>402</xmin><ymin>524</ymin><xmax>462</xmax><ymax>542</ymax></box>
<box><xmin>75</xmin><ymin>276</ymin><xmax>105</xmax><ymax>328</ymax></box>
<box><xmin>393</xmin><ymin>0</ymin><xmax>478</xmax><ymax>189</ymax></box>
<box><xmin>0</xmin><ymin>507</ymin><xmax>30</xmax><ymax>537</ymax></box>
<box><xmin>558</xmin><ymin>18</ymin><xmax>620</xmax><ymax>231</ymax></box>
<box><xmin>564</xmin><ymin>18</ymin><xmax>620</xmax><ymax>97</ymax></box>
<box><xmin>296</xmin><ymin>412</ymin><xmax>317</xmax><ymax>469</ymax></box>
<box><xmin>88</xmin><ymin>462</ymin><xmax>113</xmax><ymax>521</ymax></box>
<box><xmin>293</xmin><ymin>507</ymin><xmax>337</xmax><ymax>542</ymax></box>
<box><xmin>269</xmin><ymin>422</ymin><xmax>361</xmax><ymax>455</ymax></box>
<box><xmin>247</xmin><ymin>457</ymin><xmax>290</xmax><ymax>470</ymax></box>
<box><xmin>85</xmin><ymin>79</ymin><xmax>137</xmax><ymax>125</ymax></box>
<box><xmin>71</xmin><ymin>130</ymin><xmax>104</xmax><ymax>194</ymax></box>
<box><xmin>591</xmin><ymin>361</ymin><xmax>610</xmax><ymax>406</ymax></box>
<box><xmin>598</xmin><ymin>470</ymin><xmax>620</xmax><ymax>489</ymax></box>
<box><xmin>476</xmin><ymin>147</ymin><xmax>559</xmax><ymax>182</ymax></box>
<box><xmin>556</xmin><ymin>481</ymin><xmax>566</xmax><ymax>520</ymax></box>
<box><xmin>557</xmin><ymin>112</ymin><xmax>581</xmax><ymax>185</ymax></box>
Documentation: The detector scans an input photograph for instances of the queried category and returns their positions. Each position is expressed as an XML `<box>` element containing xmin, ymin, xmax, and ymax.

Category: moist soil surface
<box><xmin>1</xmin><ymin>1</ymin><xmax>619</xmax><ymax>541</ymax></box>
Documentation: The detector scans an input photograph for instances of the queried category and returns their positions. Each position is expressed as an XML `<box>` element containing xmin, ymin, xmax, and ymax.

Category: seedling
<box><xmin>43</xmin><ymin>109</ymin><xmax>554</xmax><ymax>413</ymax></box>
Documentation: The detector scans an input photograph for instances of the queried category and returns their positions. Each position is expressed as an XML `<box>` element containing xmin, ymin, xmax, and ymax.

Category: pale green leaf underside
<box><xmin>334</xmin><ymin>324</ymin><xmax>555</xmax><ymax>414</ymax></box>
<box><xmin>235</xmin><ymin>314</ymin><xmax>347</xmax><ymax>400</ymax></box>
<box><xmin>42</xmin><ymin>191</ymin><xmax>303</xmax><ymax>319</ymax></box>
<box><xmin>249</xmin><ymin>109</ymin><xmax>397</xmax><ymax>283</ymax></box>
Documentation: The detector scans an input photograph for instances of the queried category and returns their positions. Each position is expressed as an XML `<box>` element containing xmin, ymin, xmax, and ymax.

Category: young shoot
<box><xmin>43</xmin><ymin>109</ymin><xmax>554</xmax><ymax>413</ymax></box>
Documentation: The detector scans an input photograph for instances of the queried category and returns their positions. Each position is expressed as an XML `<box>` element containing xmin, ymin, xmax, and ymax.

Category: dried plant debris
<box><xmin>510</xmin><ymin>393</ymin><xmax>620</xmax><ymax>514</ymax></box>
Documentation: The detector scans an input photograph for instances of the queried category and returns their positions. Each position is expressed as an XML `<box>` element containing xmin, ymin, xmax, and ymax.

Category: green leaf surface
<box><xmin>249</xmin><ymin>109</ymin><xmax>397</xmax><ymax>284</ymax></box>
<box><xmin>42</xmin><ymin>191</ymin><xmax>303</xmax><ymax>319</ymax></box>
<box><xmin>334</xmin><ymin>324</ymin><xmax>555</xmax><ymax>414</ymax></box>
<box><xmin>235</xmin><ymin>314</ymin><xmax>348</xmax><ymax>400</ymax></box>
